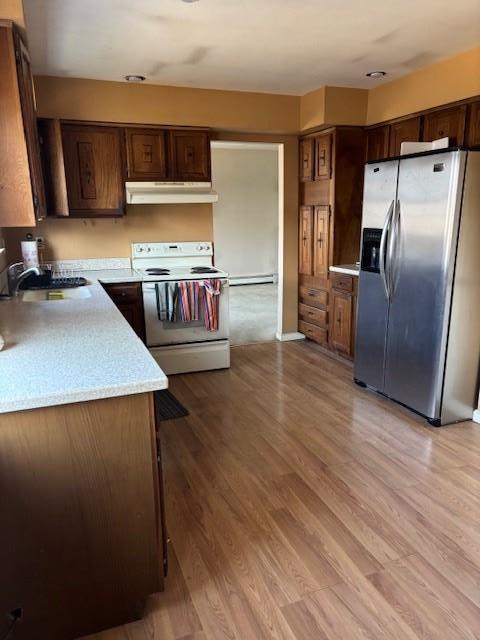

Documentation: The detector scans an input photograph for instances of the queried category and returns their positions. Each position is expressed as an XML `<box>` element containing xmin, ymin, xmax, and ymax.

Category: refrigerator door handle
<box><xmin>387</xmin><ymin>199</ymin><xmax>401</xmax><ymax>298</ymax></box>
<box><xmin>379</xmin><ymin>199</ymin><xmax>394</xmax><ymax>299</ymax></box>
<box><xmin>390</xmin><ymin>199</ymin><xmax>402</xmax><ymax>297</ymax></box>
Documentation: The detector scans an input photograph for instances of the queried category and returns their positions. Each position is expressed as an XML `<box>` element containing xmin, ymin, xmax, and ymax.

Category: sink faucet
<box><xmin>7</xmin><ymin>262</ymin><xmax>43</xmax><ymax>297</ymax></box>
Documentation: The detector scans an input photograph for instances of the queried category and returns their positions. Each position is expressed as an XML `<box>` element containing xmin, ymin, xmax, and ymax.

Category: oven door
<box><xmin>143</xmin><ymin>279</ymin><xmax>230</xmax><ymax>346</ymax></box>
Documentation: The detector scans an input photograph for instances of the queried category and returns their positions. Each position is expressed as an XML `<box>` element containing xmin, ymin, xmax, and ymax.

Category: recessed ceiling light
<box><xmin>125</xmin><ymin>75</ymin><xmax>146</xmax><ymax>83</ymax></box>
<box><xmin>182</xmin><ymin>0</ymin><xmax>200</xmax><ymax>3</ymax></box>
<box><xmin>366</xmin><ymin>71</ymin><xmax>387</xmax><ymax>78</ymax></box>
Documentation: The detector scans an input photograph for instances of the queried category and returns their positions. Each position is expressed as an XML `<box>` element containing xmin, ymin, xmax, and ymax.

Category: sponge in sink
<box><xmin>47</xmin><ymin>290</ymin><xmax>64</xmax><ymax>300</ymax></box>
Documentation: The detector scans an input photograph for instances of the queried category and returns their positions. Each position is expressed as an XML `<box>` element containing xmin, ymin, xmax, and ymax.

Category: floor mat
<box><xmin>154</xmin><ymin>389</ymin><xmax>189</xmax><ymax>422</ymax></box>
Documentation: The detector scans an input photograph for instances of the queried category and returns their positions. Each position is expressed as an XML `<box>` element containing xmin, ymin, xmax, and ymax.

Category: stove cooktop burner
<box><xmin>190</xmin><ymin>266</ymin><xmax>219</xmax><ymax>274</ymax></box>
<box><xmin>145</xmin><ymin>268</ymin><xmax>170</xmax><ymax>275</ymax></box>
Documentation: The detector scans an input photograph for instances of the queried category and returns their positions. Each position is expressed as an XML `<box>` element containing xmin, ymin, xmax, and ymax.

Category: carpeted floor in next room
<box><xmin>229</xmin><ymin>283</ymin><xmax>278</xmax><ymax>345</ymax></box>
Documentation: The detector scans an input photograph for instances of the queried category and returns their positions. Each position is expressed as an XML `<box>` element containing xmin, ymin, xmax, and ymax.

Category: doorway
<box><xmin>211</xmin><ymin>141</ymin><xmax>282</xmax><ymax>345</ymax></box>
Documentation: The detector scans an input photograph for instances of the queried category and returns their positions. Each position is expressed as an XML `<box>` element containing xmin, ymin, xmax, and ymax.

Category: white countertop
<box><xmin>329</xmin><ymin>264</ymin><xmax>360</xmax><ymax>276</ymax></box>
<box><xmin>0</xmin><ymin>269</ymin><xmax>167</xmax><ymax>414</ymax></box>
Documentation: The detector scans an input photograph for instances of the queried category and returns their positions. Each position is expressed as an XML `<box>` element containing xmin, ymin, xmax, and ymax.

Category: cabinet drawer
<box><xmin>104</xmin><ymin>283</ymin><xmax>141</xmax><ymax>304</ymax></box>
<box><xmin>331</xmin><ymin>273</ymin><xmax>354</xmax><ymax>292</ymax></box>
<box><xmin>299</xmin><ymin>286</ymin><xmax>328</xmax><ymax>308</ymax></box>
<box><xmin>299</xmin><ymin>303</ymin><xmax>328</xmax><ymax>328</ymax></box>
<box><xmin>299</xmin><ymin>320</ymin><xmax>328</xmax><ymax>345</ymax></box>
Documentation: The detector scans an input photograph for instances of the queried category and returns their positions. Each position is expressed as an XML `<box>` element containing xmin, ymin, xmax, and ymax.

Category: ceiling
<box><xmin>24</xmin><ymin>0</ymin><xmax>480</xmax><ymax>95</ymax></box>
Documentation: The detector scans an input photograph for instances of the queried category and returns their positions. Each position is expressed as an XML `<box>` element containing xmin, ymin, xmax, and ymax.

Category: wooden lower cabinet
<box><xmin>102</xmin><ymin>282</ymin><xmax>145</xmax><ymax>341</ymax></box>
<box><xmin>299</xmin><ymin>272</ymin><xmax>358</xmax><ymax>359</ymax></box>
<box><xmin>330</xmin><ymin>289</ymin><xmax>353</xmax><ymax>355</ymax></box>
<box><xmin>0</xmin><ymin>393</ymin><xmax>164</xmax><ymax>640</ymax></box>
<box><xmin>329</xmin><ymin>273</ymin><xmax>358</xmax><ymax>358</ymax></box>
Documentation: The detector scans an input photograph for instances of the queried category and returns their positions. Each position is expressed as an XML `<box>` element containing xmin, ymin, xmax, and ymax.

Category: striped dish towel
<box><xmin>202</xmin><ymin>279</ymin><xmax>222</xmax><ymax>331</ymax></box>
<box><xmin>178</xmin><ymin>281</ymin><xmax>201</xmax><ymax>322</ymax></box>
<box><xmin>155</xmin><ymin>282</ymin><xmax>179</xmax><ymax>322</ymax></box>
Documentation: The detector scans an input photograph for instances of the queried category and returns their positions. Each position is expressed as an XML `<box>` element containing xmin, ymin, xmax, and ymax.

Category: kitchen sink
<box><xmin>22</xmin><ymin>287</ymin><xmax>92</xmax><ymax>302</ymax></box>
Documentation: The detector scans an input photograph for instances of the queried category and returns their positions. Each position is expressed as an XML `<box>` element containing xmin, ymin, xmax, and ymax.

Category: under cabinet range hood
<box><xmin>125</xmin><ymin>182</ymin><xmax>218</xmax><ymax>205</ymax></box>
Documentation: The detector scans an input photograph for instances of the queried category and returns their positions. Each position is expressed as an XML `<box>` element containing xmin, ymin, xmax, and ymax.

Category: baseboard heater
<box><xmin>228</xmin><ymin>274</ymin><xmax>278</xmax><ymax>286</ymax></box>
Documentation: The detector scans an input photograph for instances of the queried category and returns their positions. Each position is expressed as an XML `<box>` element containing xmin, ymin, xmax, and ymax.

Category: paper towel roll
<box><xmin>21</xmin><ymin>240</ymin><xmax>39</xmax><ymax>268</ymax></box>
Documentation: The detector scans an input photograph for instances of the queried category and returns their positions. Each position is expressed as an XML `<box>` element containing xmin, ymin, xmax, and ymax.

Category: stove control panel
<box><xmin>132</xmin><ymin>242</ymin><xmax>213</xmax><ymax>258</ymax></box>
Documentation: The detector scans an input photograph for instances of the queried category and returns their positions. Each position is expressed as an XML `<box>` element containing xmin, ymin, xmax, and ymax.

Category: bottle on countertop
<box><xmin>21</xmin><ymin>233</ymin><xmax>39</xmax><ymax>269</ymax></box>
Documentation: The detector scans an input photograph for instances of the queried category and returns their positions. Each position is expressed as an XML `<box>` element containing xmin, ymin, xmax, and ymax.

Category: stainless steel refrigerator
<box><xmin>354</xmin><ymin>148</ymin><xmax>480</xmax><ymax>425</ymax></box>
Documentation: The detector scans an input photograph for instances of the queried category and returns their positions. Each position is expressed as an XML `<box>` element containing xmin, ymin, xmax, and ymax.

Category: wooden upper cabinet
<box><xmin>299</xmin><ymin>138</ymin><xmax>314</xmax><ymax>182</ymax></box>
<box><xmin>314</xmin><ymin>134</ymin><xmax>332</xmax><ymax>180</ymax></box>
<box><xmin>299</xmin><ymin>206</ymin><xmax>313</xmax><ymax>275</ymax></box>
<box><xmin>388</xmin><ymin>117</ymin><xmax>421</xmax><ymax>156</ymax></box>
<box><xmin>61</xmin><ymin>124</ymin><xmax>125</xmax><ymax>217</ymax></box>
<box><xmin>126</xmin><ymin>128</ymin><xmax>167</xmax><ymax>180</ymax></box>
<box><xmin>330</xmin><ymin>289</ymin><xmax>353</xmax><ymax>355</ymax></box>
<box><xmin>169</xmin><ymin>130</ymin><xmax>211</xmax><ymax>181</ymax></box>
<box><xmin>423</xmin><ymin>105</ymin><xmax>467</xmax><ymax>146</ymax></box>
<box><xmin>467</xmin><ymin>101</ymin><xmax>480</xmax><ymax>147</ymax></box>
<box><xmin>366</xmin><ymin>126</ymin><xmax>390</xmax><ymax>162</ymax></box>
<box><xmin>0</xmin><ymin>21</ymin><xmax>45</xmax><ymax>227</ymax></box>
<box><xmin>313</xmin><ymin>205</ymin><xmax>330</xmax><ymax>279</ymax></box>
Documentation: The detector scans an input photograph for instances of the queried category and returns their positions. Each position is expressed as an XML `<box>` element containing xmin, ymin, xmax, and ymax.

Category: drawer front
<box><xmin>299</xmin><ymin>286</ymin><xmax>328</xmax><ymax>309</ymax></box>
<box><xmin>299</xmin><ymin>303</ymin><xmax>328</xmax><ymax>328</ymax></box>
<box><xmin>330</xmin><ymin>273</ymin><xmax>354</xmax><ymax>293</ymax></box>
<box><xmin>299</xmin><ymin>320</ymin><xmax>328</xmax><ymax>345</ymax></box>
<box><xmin>104</xmin><ymin>283</ymin><xmax>141</xmax><ymax>304</ymax></box>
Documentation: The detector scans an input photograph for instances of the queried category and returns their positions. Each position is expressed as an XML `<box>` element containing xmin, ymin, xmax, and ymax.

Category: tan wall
<box><xmin>324</xmin><ymin>87</ymin><xmax>368</xmax><ymax>127</ymax></box>
<box><xmin>299</xmin><ymin>86</ymin><xmax>326</xmax><ymax>131</ymax></box>
<box><xmin>5</xmin><ymin>205</ymin><xmax>213</xmax><ymax>260</ymax></box>
<box><xmin>34</xmin><ymin>76</ymin><xmax>300</xmax><ymax>134</ymax></box>
<box><xmin>367</xmin><ymin>47</ymin><xmax>480</xmax><ymax>124</ymax></box>
<box><xmin>299</xmin><ymin>86</ymin><xmax>368</xmax><ymax>131</ymax></box>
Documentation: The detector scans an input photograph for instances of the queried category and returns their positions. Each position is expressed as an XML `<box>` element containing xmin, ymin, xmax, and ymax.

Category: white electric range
<box><xmin>132</xmin><ymin>242</ymin><xmax>230</xmax><ymax>375</ymax></box>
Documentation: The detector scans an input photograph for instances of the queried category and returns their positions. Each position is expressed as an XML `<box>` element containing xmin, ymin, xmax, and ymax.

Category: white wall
<box><xmin>211</xmin><ymin>143</ymin><xmax>278</xmax><ymax>279</ymax></box>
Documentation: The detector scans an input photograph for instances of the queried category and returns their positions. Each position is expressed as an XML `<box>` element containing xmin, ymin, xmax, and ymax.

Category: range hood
<box><xmin>125</xmin><ymin>181</ymin><xmax>218</xmax><ymax>205</ymax></box>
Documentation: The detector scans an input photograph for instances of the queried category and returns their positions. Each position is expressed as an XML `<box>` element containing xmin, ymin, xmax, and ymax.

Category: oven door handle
<box><xmin>142</xmin><ymin>279</ymin><xmax>229</xmax><ymax>291</ymax></box>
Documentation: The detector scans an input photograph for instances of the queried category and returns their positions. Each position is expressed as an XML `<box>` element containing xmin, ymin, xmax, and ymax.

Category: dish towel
<box><xmin>202</xmin><ymin>279</ymin><xmax>222</xmax><ymax>331</ymax></box>
<box><xmin>178</xmin><ymin>281</ymin><xmax>201</xmax><ymax>322</ymax></box>
<box><xmin>155</xmin><ymin>282</ymin><xmax>179</xmax><ymax>322</ymax></box>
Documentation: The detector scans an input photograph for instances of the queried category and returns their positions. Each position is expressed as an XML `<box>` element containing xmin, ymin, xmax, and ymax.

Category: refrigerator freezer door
<box><xmin>383</xmin><ymin>150</ymin><xmax>465</xmax><ymax>420</ymax></box>
<box><xmin>354</xmin><ymin>160</ymin><xmax>399</xmax><ymax>389</ymax></box>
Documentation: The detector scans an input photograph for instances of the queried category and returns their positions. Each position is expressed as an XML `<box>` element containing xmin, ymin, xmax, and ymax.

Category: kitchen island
<box><xmin>0</xmin><ymin>272</ymin><xmax>168</xmax><ymax>640</ymax></box>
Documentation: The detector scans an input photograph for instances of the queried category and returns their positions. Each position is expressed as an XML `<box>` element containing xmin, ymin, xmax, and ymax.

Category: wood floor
<box><xmin>84</xmin><ymin>341</ymin><xmax>480</xmax><ymax>640</ymax></box>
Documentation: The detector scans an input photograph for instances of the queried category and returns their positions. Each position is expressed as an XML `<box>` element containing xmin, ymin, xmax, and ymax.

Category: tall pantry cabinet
<box><xmin>298</xmin><ymin>127</ymin><xmax>365</xmax><ymax>358</ymax></box>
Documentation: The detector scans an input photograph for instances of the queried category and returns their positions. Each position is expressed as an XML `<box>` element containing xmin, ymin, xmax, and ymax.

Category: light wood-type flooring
<box><xmin>84</xmin><ymin>341</ymin><xmax>480</xmax><ymax>640</ymax></box>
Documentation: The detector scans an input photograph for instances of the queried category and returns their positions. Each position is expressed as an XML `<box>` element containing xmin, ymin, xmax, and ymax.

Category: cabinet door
<box><xmin>299</xmin><ymin>205</ymin><xmax>313</xmax><ymax>275</ymax></box>
<box><xmin>466</xmin><ymin>101</ymin><xmax>480</xmax><ymax>147</ymax></box>
<box><xmin>366</xmin><ymin>126</ymin><xmax>390</xmax><ymax>162</ymax></box>
<box><xmin>126</xmin><ymin>128</ymin><xmax>167</xmax><ymax>180</ymax></box>
<box><xmin>314</xmin><ymin>134</ymin><xmax>331</xmax><ymax>180</ymax></box>
<box><xmin>13</xmin><ymin>30</ymin><xmax>47</xmax><ymax>221</ymax></box>
<box><xmin>0</xmin><ymin>23</ymin><xmax>45</xmax><ymax>226</ymax></box>
<box><xmin>299</xmin><ymin>138</ymin><xmax>314</xmax><ymax>181</ymax></box>
<box><xmin>423</xmin><ymin>105</ymin><xmax>467</xmax><ymax>145</ymax></box>
<box><xmin>331</xmin><ymin>290</ymin><xmax>352</xmax><ymax>355</ymax></box>
<box><xmin>62</xmin><ymin>124</ymin><xmax>125</xmax><ymax>216</ymax></box>
<box><xmin>313</xmin><ymin>205</ymin><xmax>329</xmax><ymax>279</ymax></box>
<box><xmin>169</xmin><ymin>130</ymin><xmax>210</xmax><ymax>181</ymax></box>
<box><xmin>103</xmin><ymin>283</ymin><xmax>145</xmax><ymax>340</ymax></box>
<box><xmin>388</xmin><ymin>117</ymin><xmax>421</xmax><ymax>156</ymax></box>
